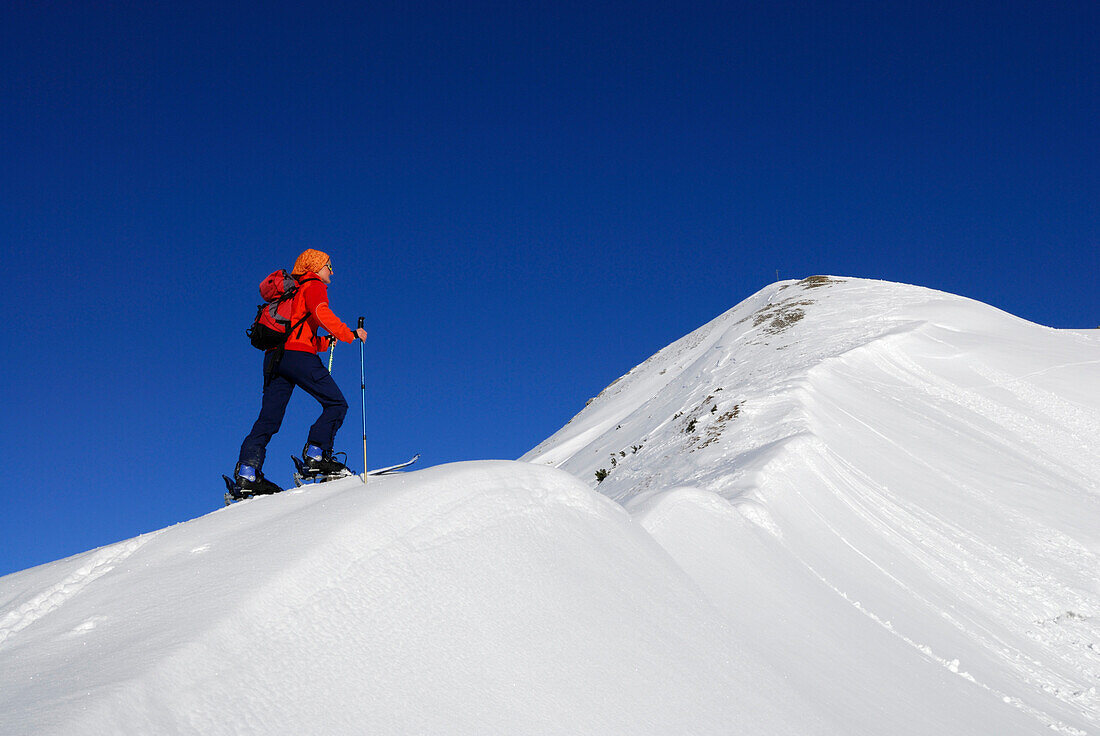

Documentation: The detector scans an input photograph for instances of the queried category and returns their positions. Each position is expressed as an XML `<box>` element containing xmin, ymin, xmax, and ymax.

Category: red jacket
<box><xmin>284</xmin><ymin>273</ymin><xmax>356</xmax><ymax>353</ymax></box>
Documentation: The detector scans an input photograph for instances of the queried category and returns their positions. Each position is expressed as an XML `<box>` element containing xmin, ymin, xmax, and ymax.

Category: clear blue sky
<box><xmin>2</xmin><ymin>0</ymin><xmax>1096</xmax><ymax>576</ymax></box>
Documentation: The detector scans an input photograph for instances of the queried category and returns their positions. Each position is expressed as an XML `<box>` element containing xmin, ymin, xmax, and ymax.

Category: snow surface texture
<box><xmin>525</xmin><ymin>276</ymin><xmax>1100</xmax><ymax>735</ymax></box>
<box><xmin>2</xmin><ymin>277</ymin><xmax>1098</xmax><ymax>734</ymax></box>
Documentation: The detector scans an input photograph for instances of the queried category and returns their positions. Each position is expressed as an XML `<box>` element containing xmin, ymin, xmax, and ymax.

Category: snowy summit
<box><xmin>2</xmin><ymin>277</ymin><xmax>1098</xmax><ymax>735</ymax></box>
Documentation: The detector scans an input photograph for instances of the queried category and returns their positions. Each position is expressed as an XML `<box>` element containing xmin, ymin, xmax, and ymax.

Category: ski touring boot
<box><xmin>223</xmin><ymin>463</ymin><xmax>284</xmax><ymax>505</ymax></box>
<box><xmin>292</xmin><ymin>445</ymin><xmax>356</xmax><ymax>487</ymax></box>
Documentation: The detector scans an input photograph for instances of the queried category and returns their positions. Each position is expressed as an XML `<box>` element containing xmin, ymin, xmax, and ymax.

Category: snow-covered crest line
<box><xmin>523</xmin><ymin>276</ymin><xmax>1100</xmax><ymax>732</ymax></box>
<box><xmin>3</xmin><ymin>277</ymin><xmax>1098</xmax><ymax>735</ymax></box>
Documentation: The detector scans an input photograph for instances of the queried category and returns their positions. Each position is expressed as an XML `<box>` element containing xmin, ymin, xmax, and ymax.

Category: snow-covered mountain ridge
<box><xmin>524</xmin><ymin>276</ymin><xmax>1100</xmax><ymax>733</ymax></box>
<box><xmin>2</xmin><ymin>276</ymin><xmax>1098</xmax><ymax>735</ymax></box>
<box><xmin>526</xmin><ymin>276</ymin><xmax>1096</xmax><ymax>504</ymax></box>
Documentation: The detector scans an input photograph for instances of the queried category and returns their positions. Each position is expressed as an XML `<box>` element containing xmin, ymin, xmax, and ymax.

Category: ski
<box><xmin>292</xmin><ymin>453</ymin><xmax>420</xmax><ymax>486</ymax></box>
<box><xmin>222</xmin><ymin>475</ymin><xmax>282</xmax><ymax>506</ymax></box>
<box><xmin>361</xmin><ymin>453</ymin><xmax>420</xmax><ymax>480</ymax></box>
<box><xmin>291</xmin><ymin>455</ymin><xmax>356</xmax><ymax>487</ymax></box>
<box><xmin>224</xmin><ymin>453</ymin><xmax>421</xmax><ymax>506</ymax></box>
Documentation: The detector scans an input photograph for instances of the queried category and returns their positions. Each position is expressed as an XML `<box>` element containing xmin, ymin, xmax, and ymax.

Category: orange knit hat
<box><xmin>291</xmin><ymin>248</ymin><xmax>330</xmax><ymax>277</ymax></box>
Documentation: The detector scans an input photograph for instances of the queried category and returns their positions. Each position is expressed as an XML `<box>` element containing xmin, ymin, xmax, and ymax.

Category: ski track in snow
<box><xmin>0</xmin><ymin>532</ymin><xmax>161</xmax><ymax>648</ymax></box>
<box><xmin>795</xmin><ymin>552</ymin><xmax>1091</xmax><ymax>736</ymax></box>
<box><xmin>788</xmin><ymin>443</ymin><xmax>1098</xmax><ymax>734</ymax></box>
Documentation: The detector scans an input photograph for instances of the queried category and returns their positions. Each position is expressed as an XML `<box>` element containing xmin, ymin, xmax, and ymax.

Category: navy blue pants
<box><xmin>238</xmin><ymin>349</ymin><xmax>349</xmax><ymax>470</ymax></box>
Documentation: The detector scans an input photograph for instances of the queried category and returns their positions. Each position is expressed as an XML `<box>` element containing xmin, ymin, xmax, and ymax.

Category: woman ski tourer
<box><xmin>233</xmin><ymin>248</ymin><xmax>369</xmax><ymax>495</ymax></box>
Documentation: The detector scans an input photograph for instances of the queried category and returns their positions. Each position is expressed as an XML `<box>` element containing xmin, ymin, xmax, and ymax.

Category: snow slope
<box><xmin>2</xmin><ymin>276</ymin><xmax>1097</xmax><ymax>734</ymax></box>
<box><xmin>525</xmin><ymin>276</ymin><xmax>1100</xmax><ymax>734</ymax></box>
<box><xmin>0</xmin><ymin>462</ymin><xmax>823</xmax><ymax>735</ymax></box>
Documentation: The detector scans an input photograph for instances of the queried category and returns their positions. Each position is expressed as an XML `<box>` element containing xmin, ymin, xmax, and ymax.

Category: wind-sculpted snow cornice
<box><xmin>524</xmin><ymin>277</ymin><xmax>1097</xmax><ymax>502</ymax></box>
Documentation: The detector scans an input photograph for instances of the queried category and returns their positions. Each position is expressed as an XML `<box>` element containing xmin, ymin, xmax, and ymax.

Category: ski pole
<box><xmin>358</xmin><ymin>317</ymin><xmax>367</xmax><ymax>481</ymax></box>
<box><xmin>327</xmin><ymin>337</ymin><xmax>336</xmax><ymax>372</ymax></box>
